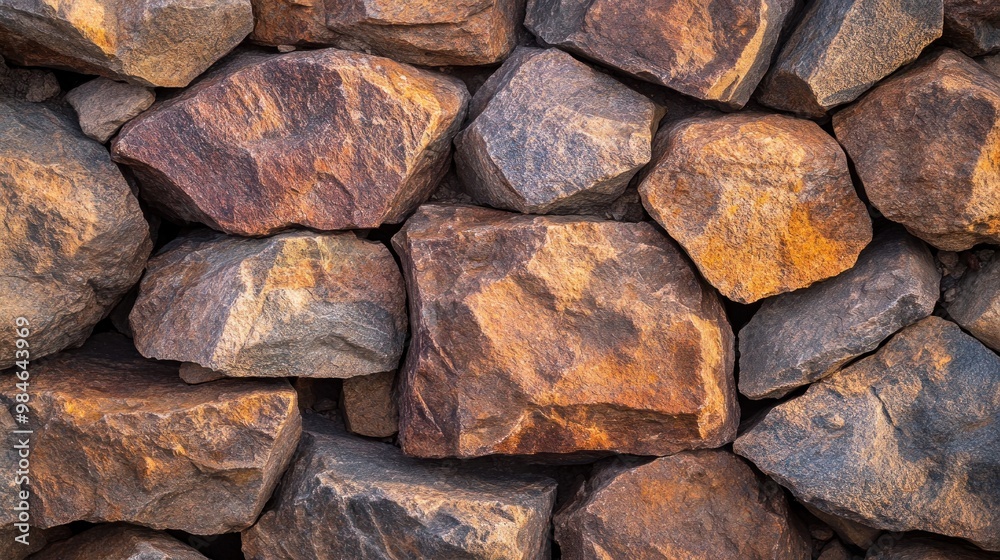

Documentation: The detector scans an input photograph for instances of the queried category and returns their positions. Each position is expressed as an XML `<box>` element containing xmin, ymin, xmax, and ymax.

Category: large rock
<box><xmin>30</xmin><ymin>524</ymin><xmax>208</xmax><ymax>560</ymax></box>
<box><xmin>341</xmin><ymin>371</ymin><xmax>399</xmax><ymax>438</ymax></box>
<box><xmin>455</xmin><ymin>47</ymin><xmax>662</xmax><ymax>215</ymax></box>
<box><xmin>0</xmin><ymin>524</ymin><xmax>70</xmax><ymax>560</ymax></box>
<box><xmin>947</xmin><ymin>254</ymin><xmax>1000</xmax><ymax>351</ymax></box>
<box><xmin>0</xmin><ymin>98</ymin><xmax>152</xmax><ymax>369</ymax></box>
<box><xmin>392</xmin><ymin>204</ymin><xmax>738</xmax><ymax>459</ymax></box>
<box><xmin>0</xmin><ymin>0</ymin><xmax>252</xmax><ymax>87</ymax></box>
<box><xmin>833</xmin><ymin>49</ymin><xmax>1000</xmax><ymax>251</ymax></box>
<box><xmin>112</xmin><ymin>49</ymin><xmax>469</xmax><ymax>236</ymax></box>
<box><xmin>524</xmin><ymin>0</ymin><xmax>797</xmax><ymax>109</ymax></box>
<box><xmin>242</xmin><ymin>416</ymin><xmax>557</xmax><ymax>560</ymax></box>
<box><xmin>868</xmin><ymin>536</ymin><xmax>1000</xmax><ymax>559</ymax></box>
<box><xmin>734</xmin><ymin>317</ymin><xmax>1000</xmax><ymax>551</ymax></box>
<box><xmin>554</xmin><ymin>451</ymin><xmax>811</xmax><ymax>559</ymax></box>
<box><xmin>0</xmin><ymin>334</ymin><xmax>301</xmax><ymax>534</ymax></box>
<box><xmin>758</xmin><ymin>0</ymin><xmax>943</xmax><ymax>117</ymax></box>
<box><xmin>945</xmin><ymin>0</ymin><xmax>1000</xmax><ymax>56</ymax></box>
<box><xmin>639</xmin><ymin>112</ymin><xmax>872</xmax><ymax>304</ymax></box>
<box><xmin>66</xmin><ymin>78</ymin><xmax>155</xmax><ymax>143</ymax></box>
<box><xmin>131</xmin><ymin>230</ymin><xmax>406</xmax><ymax>380</ymax></box>
<box><xmin>739</xmin><ymin>229</ymin><xmax>939</xmax><ymax>399</ymax></box>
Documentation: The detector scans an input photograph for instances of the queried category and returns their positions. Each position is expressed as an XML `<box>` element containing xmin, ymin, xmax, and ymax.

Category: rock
<box><xmin>947</xmin><ymin>253</ymin><xmax>1000</xmax><ymax>351</ymax></box>
<box><xmin>131</xmin><ymin>230</ymin><xmax>407</xmax><ymax>380</ymax></box>
<box><xmin>554</xmin><ymin>451</ymin><xmax>811</xmax><ymax>559</ymax></box>
<box><xmin>392</xmin><ymin>204</ymin><xmax>738</xmax><ymax>459</ymax></box>
<box><xmin>818</xmin><ymin>540</ymin><xmax>852</xmax><ymax>560</ymax></box>
<box><xmin>242</xmin><ymin>415</ymin><xmax>557</xmax><ymax>559</ymax></box>
<box><xmin>0</xmin><ymin>334</ymin><xmax>301</xmax><ymax>534</ymax></box>
<box><xmin>30</xmin><ymin>523</ymin><xmax>208</xmax><ymax>560</ymax></box>
<box><xmin>65</xmin><ymin>78</ymin><xmax>155</xmax><ymax>143</ymax></box>
<box><xmin>868</xmin><ymin>536</ymin><xmax>1000</xmax><ymax>559</ymax></box>
<box><xmin>639</xmin><ymin>112</ymin><xmax>872</xmax><ymax>304</ymax></box>
<box><xmin>833</xmin><ymin>49</ymin><xmax>1000</xmax><ymax>251</ymax></box>
<box><xmin>0</xmin><ymin>525</ymin><xmax>70</xmax><ymax>560</ymax></box>
<box><xmin>0</xmin><ymin>0</ymin><xmax>252</xmax><ymax>87</ymax></box>
<box><xmin>980</xmin><ymin>52</ymin><xmax>1000</xmax><ymax>76</ymax></box>
<box><xmin>340</xmin><ymin>371</ymin><xmax>398</xmax><ymax>438</ymax></box>
<box><xmin>758</xmin><ymin>0</ymin><xmax>943</xmax><ymax>117</ymax></box>
<box><xmin>524</xmin><ymin>0</ymin><xmax>797</xmax><ymax>109</ymax></box>
<box><xmin>0</xmin><ymin>97</ymin><xmax>152</xmax><ymax>369</ymax></box>
<box><xmin>249</xmin><ymin>0</ymin><xmax>340</xmax><ymax>46</ymax></box>
<box><xmin>112</xmin><ymin>49</ymin><xmax>469</xmax><ymax>236</ymax></box>
<box><xmin>455</xmin><ymin>47</ymin><xmax>662</xmax><ymax>215</ymax></box>
<box><xmin>0</xmin><ymin>55</ymin><xmax>59</xmax><ymax>102</ymax></box>
<box><xmin>945</xmin><ymin>0</ymin><xmax>1000</xmax><ymax>56</ymax></box>
<box><xmin>739</xmin><ymin>229</ymin><xmax>939</xmax><ymax>400</ymax></box>
<box><xmin>734</xmin><ymin>317</ymin><xmax>1000</xmax><ymax>551</ymax></box>
<box><xmin>806</xmin><ymin>505</ymin><xmax>882</xmax><ymax>550</ymax></box>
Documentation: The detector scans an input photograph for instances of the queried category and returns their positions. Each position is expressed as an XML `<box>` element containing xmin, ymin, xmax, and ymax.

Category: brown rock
<box><xmin>554</xmin><ymin>451</ymin><xmax>811</xmax><ymax>559</ymax></box>
<box><xmin>833</xmin><ymin>49</ymin><xmax>1000</xmax><ymax>251</ymax></box>
<box><xmin>806</xmin><ymin>504</ymin><xmax>882</xmax><ymax>550</ymax></box>
<box><xmin>524</xmin><ymin>0</ymin><xmax>797</xmax><ymax>109</ymax></box>
<box><xmin>131</xmin><ymin>230</ymin><xmax>406</xmax><ymax>380</ymax></box>
<box><xmin>0</xmin><ymin>97</ymin><xmax>152</xmax><ymax>369</ymax></box>
<box><xmin>66</xmin><ymin>78</ymin><xmax>155</xmax><ymax>143</ymax></box>
<box><xmin>979</xmin><ymin>52</ymin><xmax>1000</xmax><ymax>76</ymax></box>
<box><xmin>249</xmin><ymin>0</ymin><xmax>340</xmax><ymax>46</ymax></box>
<box><xmin>639</xmin><ymin>112</ymin><xmax>872</xmax><ymax>304</ymax></box>
<box><xmin>818</xmin><ymin>540</ymin><xmax>853</xmax><ymax>560</ymax></box>
<box><xmin>947</xmin><ymin>253</ymin><xmax>1000</xmax><ymax>351</ymax></box>
<box><xmin>0</xmin><ymin>0</ymin><xmax>252</xmax><ymax>87</ymax></box>
<box><xmin>945</xmin><ymin>0</ymin><xmax>1000</xmax><ymax>56</ymax></box>
<box><xmin>868</xmin><ymin>536</ymin><xmax>1000</xmax><ymax>559</ymax></box>
<box><xmin>0</xmin><ymin>55</ymin><xmax>59</xmax><ymax>102</ymax></box>
<box><xmin>340</xmin><ymin>371</ymin><xmax>398</xmax><ymax>438</ymax></box>
<box><xmin>30</xmin><ymin>523</ymin><xmax>208</xmax><ymax>560</ymax></box>
<box><xmin>0</xmin><ymin>525</ymin><xmax>70</xmax><ymax>560</ymax></box>
<box><xmin>112</xmin><ymin>49</ymin><xmax>469</xmax><ymax>236</ymax></box>
<box><xmin>392</xmin><ymin>204</ymin><xmax>738</xmax><ymax>459</ymax></box>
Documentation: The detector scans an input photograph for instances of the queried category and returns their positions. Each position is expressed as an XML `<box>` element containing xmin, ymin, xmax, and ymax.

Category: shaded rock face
<box><xmin>524</xmin><ymin>0</ymin><xmax>797</xmax><ymax>109</ymax></box>
<box><xmin>341</xmin><ymin>371</ymin><xmax>399</xmax><ymax>438</ymax></box>
<box><xmin>66</xmin><ymin>78</ymin><xmax>155</xmax><ymax>143</ymax></box>
<box><xmin>242</xmin><ymin>416</ymin><xmax>557</xmax><ymax>560</ymax></box>
<box><xmin>112</xmin><ymin>49</ymin><xmax>469</xmax><ymax>236</ymax></box>
<box><xmin>0</xmin><ymin>98</ymin><xmax>152</xmax><ymax>369</ymax></box>
<box><xmin>945</xmin><ymin>0</ymin><xmax>1000</xmax><ymax>56</ymax></box>
<box><xmin>392</xmin><ymin>204</ymin><xmax>738</xmax><ymax>459</ymax></box>
<box><xmin>833</xmin><ymin>49</ymin><xmax>1000</xmax><ymax>251</ymax></box>
<box><xmin>554</xmin><ymin>451</ymin><xmax>811</xmax><ymax>560</ymax></box>
<box><xmin>131</xmin><ymin>230</ymin><xmax>406</xmax><ymax>380</ymax></box>
<box><xmin>868</xmin><ymin>535</ymin><xmax>1000</xmax><ymax>559</ymax></box>
<box><xmin>30</xmin><ymin>523</ymin><xmax>208</xmax><ymax>560</ymax></box>
<box><xmin>739</xmin><ymin>229</ymin><xmax>939</xmax><ymax>400</ymax></box>
<box><xmin>947</xmin><ymin>254</ymin><xmax>1000</xmax><ymax>351</ymax></box>
<box><xmin>0</xmin><ymin>55</ymin><xmax>60</xmax><ymax>102</ymax></box>
<box><xmin>805</xmin><ymin>504</ymin><xmax>882</xmax><ymax>550</ymax></box>
<box><xmin>455</xmin><ymin>47</ymin><xmax>661</xmax><ymax>215</ymax></box>
<box><xmin>734</xmin><ymin>317</ymin><xmax>1000</xmax><ymax>551</ymax></box>
<box><xmin>0</xmin><ymin>0</ymin><xmax>253</xmax><ymax>87</ymax></box>
<box><xmin>250</xmin><ymin>0</ymin><xmax>340</xmax><ymax>46</ymax></box>
<box><xmin>639</xmin><ymin>112</ymin><xmax>872</xmax><ymax>304</ymax></box>
<box><xmin>758</xmin><ymin>0</ymin><xmax>943</xmax><ymax>117</ymax></box>
<box><xmin>0</xmin><ymin>334</ymin><xmax>301</xmax><ymax>534</ymax></box>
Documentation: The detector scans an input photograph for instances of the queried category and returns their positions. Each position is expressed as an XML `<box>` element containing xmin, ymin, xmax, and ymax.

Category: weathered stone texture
<box><xmin>30</xmin><ymin>523</ymin><xmax>209</xmax><ymax>560</ymax></box>
<box><xmin>249</xmin><ymin>0</ymin><xmax>340</xmax><ymax>46</ymax></box>
<box><xmin>947</xmin><ymin>254</ymin><xmax>1000</xmax><ymax>351</ymax></box>
<box><xmin>341</xmin><ymin>371</ymin><xmax>399</xmax><ymax>438</ymax></box>
<box><xmin>0</xmin><ymin>54</ymin><xmax>59</xmax><ymax>102</ymax></box>
<box><xmin>945</xmin><ymin>0</ymin><xmax>1000</xmax><ymax>56</ymax></box>
<box><xmin>868</xmin><ymin>535</ymin><xmax>1000</xmax><ymax>559</ymax></box>
<box><xmin>66</xmin><ymin>78</ymin><xmax>155</xmax><ymax>143</ymax></box>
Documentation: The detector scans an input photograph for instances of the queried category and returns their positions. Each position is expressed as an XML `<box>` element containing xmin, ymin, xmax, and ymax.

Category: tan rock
<box><xmin>66</xmin><ymin>78</ymin><xmax>155</xmax><ymax>143</ymax></box>
<box><xmin>945</xmin><ymin>0</ymin><xmax>1000</xmax><ymax>56</ymax></box>
<box><xmin>341</xmin><ymin>371</ymin><xmax>398</xmax><ymax>438</ymax></box>
<box><xmin>947</xmin><ymin>253</ymin><xmax>1000</xmax><ymax>351</ymax></box>
<box><xmin>30</xmin><ymin>523</ymin><xmax>208</xmax><ymax>560</ymax></box>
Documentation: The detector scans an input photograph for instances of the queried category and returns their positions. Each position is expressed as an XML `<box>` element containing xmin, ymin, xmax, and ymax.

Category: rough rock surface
<box><xmin>524</xmin><ymin>0</ymin><xmax>797</xmax><ymax>109</ymax></box>
<box><xmin>0</xmin><ymin>55</ymin><xmax>59</xmax><ymax>102</ymax></box>
<box><xmin>66</xmin><ymin>78</ymin><xmax>155</xmax><ymax>143</ymax></box>
<box><xmin>945</xmin><ymin>0</ymin><xmax>1000</xmax><ymax>56</ymax></box>
<box><xmin>455</xmin><ymin>47</ymin><xmax>661</xmax><ymax>215</ymax></box>
<box><xmin>131</xmin><ymin>230</ymin><xmax>406</xmax><ymax>380</ymax></box>
<box><xmin>30</xmin><ymin>524</ymin><xmax>209</xmax><ymax>560</ymax></box>
<box><xmin>112</xmin><ymin>49</ymin><xmax>469</xmax><ymax>236</ymax></box>
<box><xmin>868</xmin><ymin>536</ymin><xmax>1000</xmax><ymax>559</ymax></box>
<box><xmin>0</xmin><ymin>525</ymin><xmax>70</xmax><ymax>560</ymax></box>
<box><xmin>392</xmin><ymin>204</ymin><xmax>738</xmax><ymax>458</ymax></box>
<box><xmin>0</xmin><ymin>98</ymin><xmax>152</xmax><ymax>369</ymax></box>
<box><xmin>739</xmin><ymin>229</ymin><xmax>939</xmax><ymax>399</ymax></box>
<box><xmin>242</xmin><ymin>415</ymin><xmax>557</xmax><ymax>560</ymax></box>
<box><xmin>981</xmin><ymin>52</ymin><xmax>1000</xmax><ymax>76</ymax></box>
<box><xmin>758</xmin><ymin>0</ymin><xmax>943</xmax><ymax>117</ymax></box>
<box><xmin>734</xmin><ymin>317</ymin><xmax>1000</xmax><ymax>551</ymax></box>
<box><xmin>0</xmin><ymin>334</ymin><xmax>301</xmax><ymax>534</ymax></box>
<box><xmin>817</xmin><ymin>540</ymin><xmax>852</xmax><ymax>560</ymax></box>
<box><xmin>249</xmin><ymin>0</ymin><xmax>340</xmax><ymax>46</ymax></box>
<box><xmin>805</xmin><ymin>505</ymin><xmax>881</xmax><ymax>550</ymax></box>
<box><xmin>0</xmin><ymin>0</ymin><xmax>253</xmax><ymax>87</ymax></box>
<box><xmin>554</xmin><ymin>451</ymin><xmax>811</xmax><ymax>559</ymax></box>
<box><xmin>833</xmin><ymin>49</ymin><xmax>1000</xmax><ymax>251</ymax></box>
<box><xmin>639</xmin><ymin>112</ymin><xmax>872</xmax><ymax>304</ymax></box>
<box><xmin>341</xmin><ymin>371</ymin><xmax>398</xmax><ymax>438</ymax></box>
<box><xmin>947</xmin><ymin>254</ymin><xmax>1000</xmax><ymax>351</ymax></box>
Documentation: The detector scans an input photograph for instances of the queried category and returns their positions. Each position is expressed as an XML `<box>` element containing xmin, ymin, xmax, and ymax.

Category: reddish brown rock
<box><xmin>554</xmin><ymin>451</ymin><xmax>811</xmax><ymax>559</ymax></box>
<box><xmin>945</xmin><ymin>0</ymin><xmax>1000</xmax><ymax>56</ymax></box>
<box><xmin>340</xmin><ymin>371</ymin><xmax>398</xmax><ymax>438</ymax></box>
<box><xmin>834</xmin><ymin>49</ymin><xmax>1000</xmax><ymax>251</ymax></box>
<box><xmin>249</xmin><ymin>0</ymin><xmax>340</xmax><ymax>46</ymax></box>
<box><xmin>639</xmin><ymin>112</ymin><xmax>872</xmax><ymax>303</ymax></box>
<box><xmin>66</xmin><ymin>78</ymin><xmax>155</xmax><ymax>143</ymax></box>
<box><xmin>30</xmin><ymin>524</ymin><xmax>208</xmax><ymax>560</ymax></box>
<box><xmin>946</xmin><ymin>253</ymin><xmax>1000</xmax><ymax>351</ymax></box>
<box><xmin>112</xmin><ymin>49</ymin><xmax>469</xmax><ymax>236</ymax></box>
<box><xmin>868</xmin><ymin>536</ymin><xmax>1000</xmax><ymax>559</ymax></box>
<box><xmin>392</xmin><ymin>204</ymin><xmax>738</xmax><ymax>459</ymax></box>
<box><xmin>805</xmin><ymin>505</ymin><xmax>882</xmax><ymax>550</ymax></box>
<box><xmin>0</xmin><ymin>524</ymin><xmax>70</xmax><ymax>560</ymax></box>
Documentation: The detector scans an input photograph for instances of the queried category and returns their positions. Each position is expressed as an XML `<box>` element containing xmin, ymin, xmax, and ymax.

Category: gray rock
<box><xmin>29</xmin><ymin>523</ymin><xmax>208</xmax><ymax>560</ymax></box>
<box><xmin>867</xmin><ymin>535</ymin><xmax>1000</xmax><ymax>559</ymax></box>
<box><xmin>66</xmin><ymin>78</ymin><xmax>155</xmax><ymax>143</ymax></box>
<box><xmin>0</xmin><ymin>55</ymin><xmax>59</xmax><ymax>102</ymax></box>
<box><xmin>947</xmin><ymin>254</ymin><xmax>1000</xmax><ymax>351</ymax></box>
<box><xmin>945</xmin><ymin>0</ymin><xmax>1000</xmax><ymax>56</ymax></box>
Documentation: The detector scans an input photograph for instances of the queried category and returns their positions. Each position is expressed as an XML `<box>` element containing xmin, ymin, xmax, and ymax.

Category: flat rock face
<box><xmin>739</xmin><ymin>229</ymin><xmax>939</xmax><ymax>399</ymax></box>
<box><xmin>66</xmin><ymin>78</ymin><xmax>155</xmax><ymax>143</ymax></box>
<box><xmin>833</xmin><ymin>49</ymin><xmax>1000</xmax><ymax>251</ymax></box>
<box><xmin>868</xmin><ymin>536</ymin><xmax>1000</xmax><ymax>559</ymax></box>
<box><xmin>30</xmin><ymin>524</ymin><xmax>208</xmax><ymax>560</ymax></box>
<box><xmin>131</xmin><ymin>230</ymin><xmax>406</xmax><ymax>379</ymax></box>
<box><xmin>947</xmin><ymin>255</ymin><xmax>1000</xmax><ymax>351</ymax></box>
<box><xmin>945</xmin><ymin>0</ymin><xmax>1000</xmax><ymax>56</ymax></box>
<box><xmin>639</xmin><ymin>112</ymin><xmax>872</xmax><ymax>304</ymax></box>
<box><xmin>734</xmin><ymin>317</ymin><xmax>1000</xmax><ymax>551</ymax></box>
<box><xmin>0</xmin><ymin>334</ymin><xmax>302</xmax><ymax>534</ymax></box>
<box><xmin>250</xmin><ymin>0</ymin><xmax>340</xmax><ymax>46</ymax></box>
<box><xmin>242</xmin><ymin>416</ymin><xmax>558</xmax><ymax>560</ymax></box>
<box><xmin>524</xmin><ymin>0</ymin><xmax>796</xmax><ymax>109</ymax></box>
<box><xmin>554</xmin><ymin>451</ymin><xmax>811</xmax><ymax>560</ymax></box>
<box><xmin>455</xmin><ymin>48</ymin><xmax>661</xmax><ymax>215</ymax></box>
<box><xmin>341</xmin><ymin>371</ymin><xmax>399</xmax><ymax>438</ymax></box>
<box><xmin>0</xmin><ymin>0</ymin><xmax>252</xmax><ymax>87</ymax></box>
<box><xmin>758</xmin><ymin>0</ymin><xmax>943</xmax><ymax>117</ymax></box>
<box><xmin>392</xmin><ymin>204</ymin><xmax>738</xmax><ymax>459</ymax></box>
<box><xmin>112</xmin><ymin>49</ymin><xmax>469</xmax><ymax>236</ymax></box>
<box><xmin>0</xmin><ymin>98</ymin><xmax>152</xmax><ymax>369</ymax></box>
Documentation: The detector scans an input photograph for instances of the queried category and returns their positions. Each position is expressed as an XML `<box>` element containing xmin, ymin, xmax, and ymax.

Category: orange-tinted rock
<box><xmin>833</xmin><ymin>49</ymin><xmax>1000</xmax><ymax>251</ymax></box>
<box><xmin>249</xmin><ymin>0</ymin><xmax>340</xmax><ymax>46</ymax></box>
<box><xmin>30</xmin><ymin>524</ymin><xmax>208</xmax><ymax>560</ymax></box>
<box><xmin>392</xmin><ymin>204</ymin><xmax>738</xmax><ymax>459</ymax></box>
<box><xmin>639</xmin><ymin>112</ymin><xmax>871</xmax><ymax>303</ymax></box>
<box><xmin>945</xmin><ymin>0</ymin><xmax>1000</xmax><ymax>56</ymax></box>
<box><xmin>341</xmin><ymin>371</ymin><xmax>398</xmax><ymax>438</ymax></box>
<box><xmin>112</xmin><ymin>49</ymin><xmax>469</xmax><ymax>236</ymax></box>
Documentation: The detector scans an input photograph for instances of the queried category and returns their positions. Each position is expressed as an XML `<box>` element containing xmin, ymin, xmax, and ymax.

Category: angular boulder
<box><xmin>945</xmin><ymin>0</ymin><xmax>1000</xmax><ymax>56</ymax></box>
<box><xmin>947</xmin><ymin>254</ymin><xmax>1000</xmax><ymax>351</ymax></box>
<box><xmin>249</xmin><ymin>0</ymin><xmax>340</xmax><ymax>46</ymax></box>
<box><xmin>341</xmin><ymin>371</ymin><xmax>399</xmax><ymax>438</ymax></box>
<box><xmin>66</xmin><ymin>78</ymin><xmax>155</xmax><ymax>143</ymax></box>
<box><xmin>639</xmin><ymin>112</ymin><xmax>872</xmax><ymax>304</ymax></box>
<box><xmin>734</xmin><ymin>317</ymin><xmax>1000</xmax><ymax>551</ymax></box>
<box><xmin>30</xmin><ymin>524</ymin><xmax>208</xmax><ymax>560</ymax></box>
<box><xmin>392</xmin><ymin>204</ymin><xmax>738</xmax><ymax>459</ymax></box>
<box><xmin>112</xmin><ymin>49</ymin><xmax>469</xmax><ymax>236</ymax></box>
